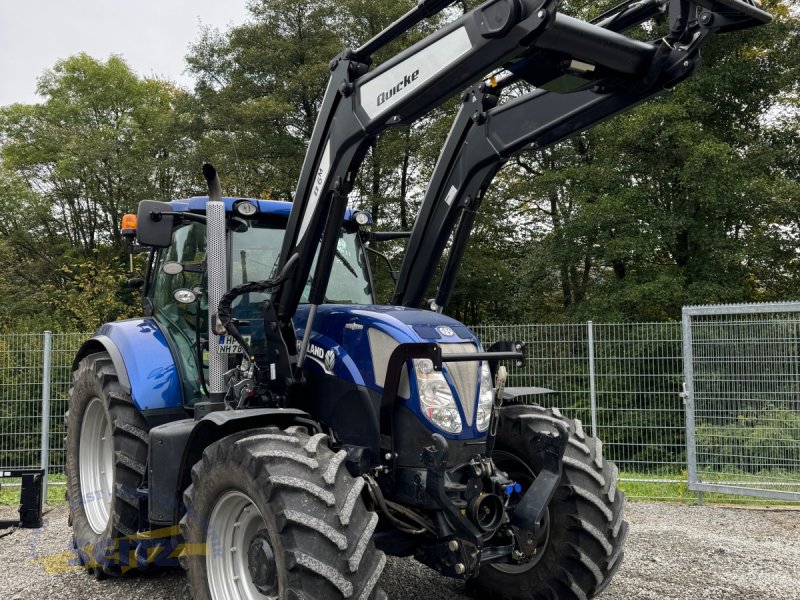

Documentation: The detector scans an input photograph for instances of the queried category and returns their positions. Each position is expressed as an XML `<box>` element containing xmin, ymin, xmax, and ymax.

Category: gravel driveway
<box><xmin>1</xmin><ymin>501</ymin><xmax>798</xmax><ymax>599</ymax></box>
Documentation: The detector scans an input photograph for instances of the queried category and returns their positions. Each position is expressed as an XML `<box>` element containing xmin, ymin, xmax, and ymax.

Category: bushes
<box><xmin>696</xmin><ymin>409</ymin><xmax>800</xmax><ymax>475</ymax></box>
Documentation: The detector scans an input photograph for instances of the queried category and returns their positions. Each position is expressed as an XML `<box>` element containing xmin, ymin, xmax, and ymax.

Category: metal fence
<box><xmin>473</xmin><ymin>322</ymin><xmax>686</xmax><ymax>500</ymax></box>
<box><xmin>683</xmin><ymin>303</ymin><xmax>800</xmax><ymax>501</ymax></box>
<box><xmin>1</xmin><ymin>315</ymin><xmax>798</xmax><ymax>504</ymax></box>
<box><xmin>0</xmin><ymin>332</ymin><xmax>86</xmax><ymax>478</ymax></box>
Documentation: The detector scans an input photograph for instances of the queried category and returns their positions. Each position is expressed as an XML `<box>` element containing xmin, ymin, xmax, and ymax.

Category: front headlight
<box><xmin>414</xmin><ymin>358</ymin><xmax>462</xmax><ymax>434</ymax></box>
<box><xmin>476</xmin><ymin>362</ymin><xmax>494</xmax><ymax>432</ymax></box>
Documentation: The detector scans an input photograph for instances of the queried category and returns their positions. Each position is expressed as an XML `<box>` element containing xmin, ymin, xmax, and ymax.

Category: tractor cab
<box><xmin>135</xmin><ymin>196</ymin><xmax>375</xmax><ymax>409</ymax></box>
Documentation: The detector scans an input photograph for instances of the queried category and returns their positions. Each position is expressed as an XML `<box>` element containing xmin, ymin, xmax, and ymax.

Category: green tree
<box><xmin>471</xmin><ymin>1</ymin><xmax>800</xmax><ymax>323</ymax></box>
<box><xmin>0</xmin><ymin>54</ymin><xmax>193</xmax><ymax>252</ymax></box>
<box><xmin>184</xmin><ymin>0</ymin><xmax>457</xmax><ymax>217</ymax></box>
<box><xmin>0</xmin><ymin>54</ymin><xmax>193</xmax><ymax>330</ymax></box>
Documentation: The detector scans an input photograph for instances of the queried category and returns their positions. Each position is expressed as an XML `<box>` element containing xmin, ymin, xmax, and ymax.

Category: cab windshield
<box><xmin>230</xmin><ymin>218</ymin><xmax>373</xmax><ymax>304</ymax></box>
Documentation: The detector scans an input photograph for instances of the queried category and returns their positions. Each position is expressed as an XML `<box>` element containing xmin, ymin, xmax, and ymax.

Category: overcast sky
<box><xmin>0</xmin><ymin>0</ymin><xmax>251</xmax><ymax>107</ymax></box>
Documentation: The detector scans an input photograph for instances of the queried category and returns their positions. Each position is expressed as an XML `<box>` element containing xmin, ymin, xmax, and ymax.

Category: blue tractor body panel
<box><xmin>93</xmin><ymin>319</ymin><xmax>183</xmax><ymax>411</ymax></box>
<box><xmin>90</xmin><ymin>304</ymin><xmax>485</xmax><ymax>439</ymax></box>
<box><xmin>167</xmin><ymin>196</ymin><xmax>368</xmax><ymax>223</ymax></box>
<box><xmin>86</xmin><ymin>198</ymin><xmax>480</xmax><ymax>438</ymax></box>
<box><xmin>294</xmin><ymin>304</ymin><xmax>486</xmax><ymax>440</ymax></box>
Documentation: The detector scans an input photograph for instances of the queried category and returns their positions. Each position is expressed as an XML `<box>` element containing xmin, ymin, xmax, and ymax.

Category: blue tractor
<box><xmin>65</xmin><ymin>0</ymin><xmax>770</xmax><ymax>598</ymax></box>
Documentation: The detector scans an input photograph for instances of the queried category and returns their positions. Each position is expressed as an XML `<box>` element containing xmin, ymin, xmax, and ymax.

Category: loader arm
<box><xmin>271</xmin><ymin>0</ymin><xmax>560</xmax><ymax>360</ymax></box>
<box><xmin>270</xmin><ymin>0</ymin><xmax>755</xmax><ymax>364</ymax></box>
<box><xmin>392</xmin><ymin>0</ymin><xmax>771</xmax><ymax>310</ymax></box>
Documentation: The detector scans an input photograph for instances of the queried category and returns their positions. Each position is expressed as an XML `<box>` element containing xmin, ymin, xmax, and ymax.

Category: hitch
<box><xmin>415</xmin><ymin>434</ymin><xmax>484</xmax><ymax>577</ymax></box>
<box><xmin>508</xmin><ymin>423</ymin><xmax>569</xmax><ymax>544</ymax></box>
<box><xmin>420</xmin><ymin>434</ymin><xmax>482</xmax><ymax>544</ymax></box>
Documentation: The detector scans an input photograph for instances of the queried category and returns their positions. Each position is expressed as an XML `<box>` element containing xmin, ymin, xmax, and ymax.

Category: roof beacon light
<box><xmin>121</xmin><ymin>214</ymin><xmax>137</xmax><ymax>238</ymax></box>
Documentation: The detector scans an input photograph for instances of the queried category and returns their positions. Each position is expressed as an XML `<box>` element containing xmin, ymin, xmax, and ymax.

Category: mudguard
<box><xmin>72</xmin><ymin>318</ymin><xmax>184</xmax><ymax>418</ymax></box>
<box><xmin>148</xmin><ymin>408</ymin><xmax>311</xmax><ymax>525</ymax></box>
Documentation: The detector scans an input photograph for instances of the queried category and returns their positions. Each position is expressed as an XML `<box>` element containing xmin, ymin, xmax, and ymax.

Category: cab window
<box><xmin>150</xmin><ymin>222</ymin><xmax>207</xmax><ymax>406</ymax></box>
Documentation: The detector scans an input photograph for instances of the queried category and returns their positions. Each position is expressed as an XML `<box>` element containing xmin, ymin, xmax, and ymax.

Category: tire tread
<box><xmin>66</xmin><ymin>351</ymin><xmax>148</xmax><ymax>577</ymax></box>
<box><xmin>476</xmin><ymin>404</ymin><xmax>628</xmax><ymax>600</ymax></box>
<box><xmin>182</xmin><ymin>427</ymin><xmax>385</xmax><ymax>600</ymax></box>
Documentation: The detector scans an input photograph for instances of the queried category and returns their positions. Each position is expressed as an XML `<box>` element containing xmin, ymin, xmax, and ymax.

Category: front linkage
<box><xmin>415</xmin><ymin>427</ymin><xmax>570</xmax><ymax>578</ymax></box>
<box><xmin>373</xmin><ymin>340</ymin><xmax>572</xmax><ymax>579</ymax></box>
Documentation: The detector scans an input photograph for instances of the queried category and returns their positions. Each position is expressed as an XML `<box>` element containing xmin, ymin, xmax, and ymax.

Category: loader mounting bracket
<box><xmin>509</xmin><ymin>422</ymin><xmax>569</xmax><ymax>539</ymax></box>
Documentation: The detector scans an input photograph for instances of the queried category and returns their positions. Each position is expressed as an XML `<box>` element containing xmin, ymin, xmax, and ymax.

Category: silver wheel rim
<box><xmin>207</xmin><ymin>490</ymin><xmax>277</xmax><ymax>600</ymax></box>
<box><xmin>79</xmin><ymin>397</ymin><xmax>114</xmax><ymax>534</ymax></box>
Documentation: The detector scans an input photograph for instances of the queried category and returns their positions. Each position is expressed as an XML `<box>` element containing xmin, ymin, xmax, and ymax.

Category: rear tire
<box><xmin>476</xmin><ymin>404</ymin><xmax>628</xmax><ymax>600</ymax></box>
<box><xmin>181</xmin><ymin>426</ymin><xmax>386</xmax><ymax>600</ymax></box>
<box><xmin>66</xmin><ymin>351</ymin><xmax>149</xmax><ymax>576</ymax></box>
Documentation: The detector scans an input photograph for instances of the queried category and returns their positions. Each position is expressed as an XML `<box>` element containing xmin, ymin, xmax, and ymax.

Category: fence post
<box><xmin>587</xmin><ymin>321</ymin><xmax>597</xmax><ymax>438</ymax></box>
<box><xmin>40</xmin><ymin>331</ymin><xmax>53</xmax><ymax>501</ymax></box>
<box><xmin>681</xmin><ymin>310</ymin><xmax>701</xmax><ymax>505</ymax></box>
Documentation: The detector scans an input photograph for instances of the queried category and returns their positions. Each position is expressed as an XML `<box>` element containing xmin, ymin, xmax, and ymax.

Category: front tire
<box><xmin>66</xmin><ymin>351</ymin><xmax>150</xmax><ymax>576</ymax></box>
<box><xmin>180</xmin><ymin>426</ymin><xmax>386</xmax><ymax>600</ymax></box>
<box><xmin>476</xmin><ymin>404</ymin><xmax>629</xmax><ymax>600</ymax></box>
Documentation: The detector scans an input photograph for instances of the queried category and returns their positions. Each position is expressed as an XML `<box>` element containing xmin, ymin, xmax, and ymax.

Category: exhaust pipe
<box><xmin>203</xmin><ymin>164</ymin><xmax>227</xmax><ymax>403</ymax></box>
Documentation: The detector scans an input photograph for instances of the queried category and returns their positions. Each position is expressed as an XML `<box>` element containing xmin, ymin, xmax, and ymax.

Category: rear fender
<box><xmin>72</xmin><ymin>319</ymin><xmax>185</xmax><ymax>425</ymax></box>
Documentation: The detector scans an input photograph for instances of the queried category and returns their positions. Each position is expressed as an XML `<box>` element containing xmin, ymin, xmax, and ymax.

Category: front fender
<box><xmin>73</xmin><ymin>319</ymin><xmax>183</xmax><ymax>415</ymax></box>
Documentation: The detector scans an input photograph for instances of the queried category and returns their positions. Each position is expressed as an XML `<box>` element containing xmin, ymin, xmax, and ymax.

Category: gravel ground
<box><xmin>0</xmin><ymin>501</ymin><xmax>798</xmax><ymax>599</ymax></box>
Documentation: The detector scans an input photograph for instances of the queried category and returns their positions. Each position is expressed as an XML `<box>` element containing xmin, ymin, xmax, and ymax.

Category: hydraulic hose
<box><xmin>216</xmin><ymin>253</ymin><xmax>299</xmax><ymax>361</ymax></box>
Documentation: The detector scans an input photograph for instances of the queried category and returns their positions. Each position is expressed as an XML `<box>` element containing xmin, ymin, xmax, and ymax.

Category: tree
<box><xmin>1</xmin><ymin>54</ymin><xmax>194</xmax><ymax>252</ymax></box>
<box><xmin>0</xmin><ymin>54</ymin><xmax>193</xmax><ymax>330</ymax></box>
<box><xmin>184</xmin><ymin>0</ymin><xmax>458</xmax><ymax>217</ymax></box>
<box><xmin>468</xmin><ymin>1</ymin><xmax>800</xmax><ymax>322</ymax></box>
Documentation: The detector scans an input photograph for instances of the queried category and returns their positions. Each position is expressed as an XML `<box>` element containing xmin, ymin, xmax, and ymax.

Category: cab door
<box><xmin>148</xmin><ymin>221</ymin><xmax>208</xmax><ymax>407</ymax></box>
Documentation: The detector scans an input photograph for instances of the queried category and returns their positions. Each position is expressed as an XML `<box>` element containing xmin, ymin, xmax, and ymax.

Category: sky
<box><xmin>0</xmin><ymin>0</ymin><xmax>252</xmax><ymax>106</ymax></box>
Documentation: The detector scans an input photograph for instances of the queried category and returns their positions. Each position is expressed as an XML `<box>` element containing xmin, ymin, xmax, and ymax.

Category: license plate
<box><xmin>218</xmin><ymin>335</ymin><xmax>251</xmax><ymax>354</ymax></box>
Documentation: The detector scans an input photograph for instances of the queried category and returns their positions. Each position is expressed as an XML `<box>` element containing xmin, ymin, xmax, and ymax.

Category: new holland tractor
<box><xmin>65</xmin><ymin>0</ymin><xmax>770</xmax><ymax>598</ymax></box>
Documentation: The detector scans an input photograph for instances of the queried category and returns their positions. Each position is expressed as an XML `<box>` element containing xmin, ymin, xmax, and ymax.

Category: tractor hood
<box><xmin>294</xmin><ymin>304</ymin><xmax>485</xmax><ymax>438</ymax></box>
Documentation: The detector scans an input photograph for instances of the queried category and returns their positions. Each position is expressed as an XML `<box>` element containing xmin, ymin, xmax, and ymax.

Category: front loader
<box><xmin>65</xmin><ymin>0</ymin><xmax>770</xmax><ymax>599</ymax></box>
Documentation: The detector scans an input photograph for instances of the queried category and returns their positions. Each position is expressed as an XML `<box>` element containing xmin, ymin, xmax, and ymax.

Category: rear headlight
<box><xmin>414</xmin><ymin>359</ymin><xmax>462</xmax><ymax>434</ymax></box>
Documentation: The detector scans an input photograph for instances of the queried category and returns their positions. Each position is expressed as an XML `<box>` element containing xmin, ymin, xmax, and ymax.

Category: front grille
<box><xmin>368</xmin><ymin>328</ymin><xmax>409</xmax><ymax>398</ymax></box>
<box><xmin>440</xmin><ymin>343</ymin><xmax>479</xmax><ymax>426</ymax></box>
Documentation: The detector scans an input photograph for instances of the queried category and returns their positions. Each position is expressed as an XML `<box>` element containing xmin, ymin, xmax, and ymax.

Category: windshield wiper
<box><xmin>335</xmin><ymin>248</ymin><xmax>358</xmax><ymax>278</ymax></box>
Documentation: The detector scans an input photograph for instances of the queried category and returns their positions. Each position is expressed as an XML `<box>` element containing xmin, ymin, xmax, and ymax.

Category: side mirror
<box><xmin>136</xmin><ymin>200</ymin><xmax>175</xmax><ymax>248</ymax></box>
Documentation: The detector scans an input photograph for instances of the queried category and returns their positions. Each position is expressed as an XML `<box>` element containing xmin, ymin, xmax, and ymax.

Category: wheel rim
<box><xmin>79</xmin><ymin>397</ymin><xmax>114</xmax><ymax>534</ymax></box>
<box><xmin>207</xmin><ymin>490</ymin><xmax>277</xmax><ymax>600</ymax></box>
<box><xmin>491</xmin><ymin>449</ymin><xmax>551</xmax><ymax>574</ymax></box>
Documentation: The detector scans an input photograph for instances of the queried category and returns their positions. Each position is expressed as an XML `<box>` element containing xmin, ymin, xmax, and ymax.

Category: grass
<box><xmin>619</xmin><ymin>471</ymin><xmax>800</xmax><ymax>506</ymax></box>
<box><xmin>1</xmin><ymin>472</ymin><xmax>796</xmax><ymax>509</ymax></box>
<box><xmin>0</xmin><ymin>474</ymin><xmax>66</xmax><ymax>506</ymax></box>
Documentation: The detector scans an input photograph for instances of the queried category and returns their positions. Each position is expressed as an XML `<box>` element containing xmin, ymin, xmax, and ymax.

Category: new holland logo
<box><xmin>376</xmin><ymin>69</ymin><xmax>420</xmax><ymax>107</ymax></box>
<box><xmin>301</xmin><ymin>342</ymin><xmax>336</xmax><ymax>374</ymax></box>
<box><xmin>324</xmin><ymin>349</ymin><xmax>336</xmax><ymax>373</ymax></box>
<box><xmin>307</xmin><ymin>343</ymin><xmax>325</xmax><ymax>359</ymax></box>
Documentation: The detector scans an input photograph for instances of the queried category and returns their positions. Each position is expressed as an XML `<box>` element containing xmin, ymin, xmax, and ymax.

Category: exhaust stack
<box><xmin>203</xmin><ymin>164</ymin><xmax>227</xmax><ymax>402</ymax></box>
